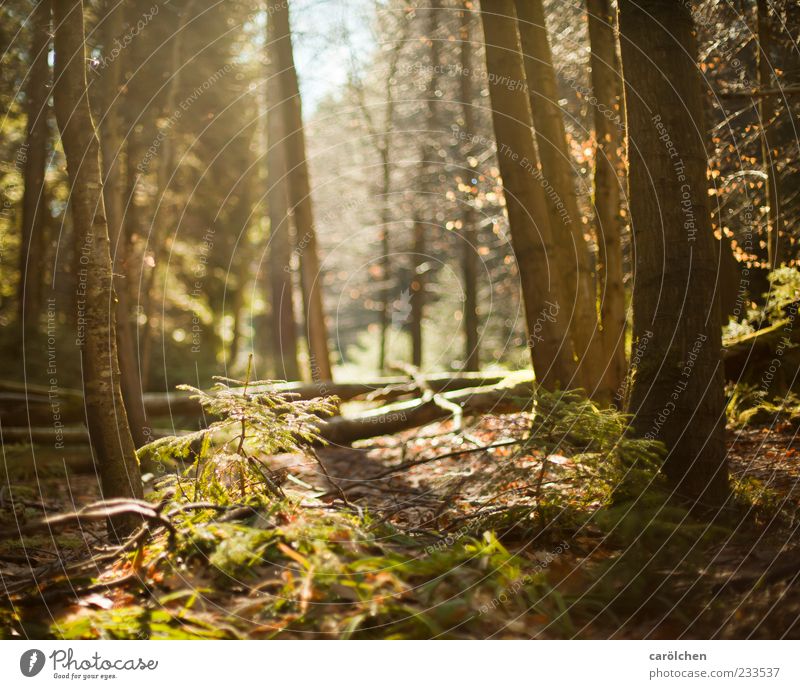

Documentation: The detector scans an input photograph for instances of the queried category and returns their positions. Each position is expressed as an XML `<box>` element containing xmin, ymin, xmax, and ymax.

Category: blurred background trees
<box><xmin>0</xmin><ymin>0</ymin><xmax>797</xmax><ymax>399</ymax></box>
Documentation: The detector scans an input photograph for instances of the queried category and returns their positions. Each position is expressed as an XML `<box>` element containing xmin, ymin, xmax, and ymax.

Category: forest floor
<box><xmin>1</xmin><ymin>411</ymin><xmax>800</xmax><ymax>639</ymax></box>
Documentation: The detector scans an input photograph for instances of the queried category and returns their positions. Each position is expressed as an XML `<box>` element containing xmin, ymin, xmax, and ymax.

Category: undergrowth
<box><xmin>3</xmin><ymin>377</ymin><xmax>777</xmax><ymax>639</ymax></box>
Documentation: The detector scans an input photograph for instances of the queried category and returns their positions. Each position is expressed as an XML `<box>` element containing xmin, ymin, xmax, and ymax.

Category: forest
<box><xmin>0</xmin><ymin>0</ymin><xmax>799</xmax><ymax>642</ymax></box>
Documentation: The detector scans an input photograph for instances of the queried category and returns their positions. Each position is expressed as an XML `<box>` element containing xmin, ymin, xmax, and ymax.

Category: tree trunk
<box><xmin>378</xmin><ymin>148</ymin><xmax>392</xmax><ymax>374</ymax></box>
<box><xmin>757</xmin><ymin>0</ymin><xmax>783</xmax><ymax>269</ymax></box>
<box><xmin>619</xmin><ymin>0</ymin><xmax>728</xmax><ymax>503</ymax></box>
<box><xmin>97</xmin><ymin>0</ymin><xmax>150</xmax><ymax>448</ymax></box>
<box><xmin>265</xmin><ymin>14</ymin><xmax>302</xmax><ymax>382</ymax></box>
<box><xmin>460</xmin><ymin>4</ymin><xmax>480</xmax><ymax>371</ymax></box>
<box><xmin>270</xmin><ymin>1</ymin><xmax>333</xmax><ymax>382</ymax></box>
<box><xmin>409</xmin><ymin>0</ymin><xmax>443</xmax><ymax>370</ymax></box>
<box><xmin>480</xmin><ymin>0</ymin><xmax>577</xmax><ymax>389</ymax></box>
<box><xmin>53</xmin><ymin>0</ymin><xmax>143</xmax><ymax>510</ymax></box>
<box><xmin>587</xmin><ymin>0</ymin><xmax>627</xmax><ymax>400</ymax></box>
<box><xmin>139</xmin><ymin>0</ymin><xmax>195</xmax><ymax>389</ymax></box>
<box><xmin>410</xmin><ymin>212</ymin><xmax>425</xmax><ymax>368</ymax></box>
<box><xmin>515</xmin><ymin>0</ymin><xmax>601</xmax><ymax>391</ymax></box>
<box><xmin>18</xmin><ymin>0</ymin><xmax>51</xmax><ymax>327</ymax></box>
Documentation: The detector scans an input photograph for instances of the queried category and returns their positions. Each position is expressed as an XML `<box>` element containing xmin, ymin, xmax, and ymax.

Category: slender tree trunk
<box><xmin>140</xmin><ymin>0</ymin><xmax>195</xmax><ymax>388</ymax></box>
<box><xmin>587</xmin><ymin>0</ymin><xmax>627</xmax><ymax>400</ymax></box>
<box><xmin>18</xmin><ymin>0</ymin><xmax>51</xmax><ymax>327</ymax></box>
<box><xmin>480</xmin><ymin>0</ymin><xmax>577</xmax><ymax>389</ymax></box>
<box><xmin>460</xmin><ymin>4</ymin><xmax>480</xmax><ymax>371</ymax></box>
<box><xmin>515</xmin><ymin>0</ymin><xmax>600</xmax><ymax>391</ymax></box>
<box><xmin>409</xmin><ymin>0</ymin><xmax>442</xmax><ymax>370</ymax></box>
<box><xmin>271</xmin><ymin>1</ymin><xmax>333</xmax><ymax>382</ymax></box>
<box><xmin>376</xmin><ymin>34</ymin><xmax>405</xmax><ymax>375</ymax></box>
<box><xmin>619</xmin><ymin>0</ymin><xmax>728</xmax><ymax>503</ymax></box>
<box><xmin>97</xmin><ymin>0</ymin><xmax>150</xmax><ymax>447</ymax></box>
<box><xmin>757</xmin><ymin>0</ymin><xmax>783</xmax><ymax>269</ymax></box>
<box><xmin>378</xmin><ymin>146</ymin><xmax>392</xmax><ymax>374</ymax></box>
<box><xmin>53</xmin><ymin>0</ymin><xmax>143</xmax><ymax>511</ymax></box>
<box><xmin>410</xmin><ymin>212</ymin><xmax>425</xmax><ymax>368</ymax></box>
<box><xmin>265</xmin><ymin>11</ymin><xmax>301</xmax><ymax>381</ymax></box>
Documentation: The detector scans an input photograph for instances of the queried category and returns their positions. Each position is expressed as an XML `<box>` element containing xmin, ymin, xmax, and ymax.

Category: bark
<box><xmin>270</xmin><ymin>2</ymin><xmax>333</xmax><ymax>381</ymax></box>
<box><xmin>460</xmin><ymin>5</ymin><xmax>480</xmax><ymax>371</ymax></box>
<box><xmin>619</xmin><ymin>0</ymin><xmax>728</xmax><ymax>503</ymax></box>
<box><xmin>265</xmin><ymin>12</ymin><xmax>301</xmax><ymax>381</ymax></box>
<box><xmin>515</xmin><ymin>0</ymin><xmax>601</xmax><ymax>390</ymax></box>
<box><xmin>97</xmin><ymin>0</ymin><xmax>150</xmax><ymax>448</ymax></box>
<box><xmin>53</xmin><ymin>0</ymin><xmax>143</xmax><ymax>508</ymax></box>
<box><xmin>586</xmin><ymin>0</ymin><xmax>627</xmax><ymax>399</ymax></box>
<box><xmin>18</xmin><ymin>0</ymin><xmax>51</xmax><ymax>327</ymax></box>
<box><xmin>757</xmin><ymin>0</ymin><xmax>783</xmax><ymax>269</ymax></box>
<box><xmin>480</xmin><ymin>0</ymin><xmax>577</xmax><ymax>389</ymax></box>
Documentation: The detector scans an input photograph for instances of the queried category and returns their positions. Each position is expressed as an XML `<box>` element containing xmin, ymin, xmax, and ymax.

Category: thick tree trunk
<box><xmin>265</xmin><ymin>12</ymin><xmax>301</xmax><ymax>381</ymax></box>
<box><xmin>515</xmin><ymin>0</ymin><xmax>601</xmax><ymax>391</ymax></box>
<box><xmin>97</xmin><ymin>0</ymin><xmax>150</xmax><ymax>448</ymax></box>
<box><xmin>53</xmin><ymin>0</ymin><xmax>143</xmax><ymax>509</ymax></box>
<box><xmin>270</xmin><ymin>2</ymin><xmax>333</xmax><ymax>382</ymax></box>
<box><xmin>619</xmin><ymin>0</ymin><xmax>728</xmax><ymax>503</ymax></box>
<box><xmin>480</xmin><ymin>0</ymin><xmax>577</xmax><ymax>389</ymax></box>
<box><xmin>460</xmin><ymin>5</ymin><xmax>480</xmax><ymax>371</ymax></box>
<box><xmin>18</xmin><ymin>0</ymin><xmax>51</xmax><ymax>327</ymax></box>
<box><xmin>757</xmin><ymin>0</ymin><xmax>783</xmax><ymax>269</ymax></box>
<box><xmin>587</xmin><ymin>0</ymin><xmax>627</xmax><ymax>400</ymax></box>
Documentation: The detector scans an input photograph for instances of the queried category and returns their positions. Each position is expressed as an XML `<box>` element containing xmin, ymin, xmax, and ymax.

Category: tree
<box><xmin>459</xmin><ymin>3</ymin><xmax>480</xmax><ymax>371</ymax></box>
<box><xmin>96</xmin><ymin>0</ymin><xmax>150</xmax><ymax>447</ymax></box>
<box><xmin>586</xmin><ymin>0</ymin><xmax>627</xmax><ymax>399</ymax></box>
<box><xmin>265</xmin><ymin>9</ymin><xmax>301</xmax><ymax>382</ymax></box>
<box><xmin>515</xmin><ymin>0</ymin><xmax>601</xmax><ymax>392</ymax></box>
<box><xmin>619</xmin><ymin>0</ymin><xmax>728</xmax><ymax>503</ymax></box>
<box><xmin>270</xmin><ymin>1</ymin><xmax>333</xmax><ymax>382</ymax></box>
<box><xmin>53</xmin><ymin>0</ymin><xmax>143</xmax><ymax>509</ymax></box>
<box><xmin>757</xmin><ymin>0</ymin><xmax>783</xmax><ymax>269</ymax></box>
<box><xmin>139</xmin><ymin>0</ymin><xmax>196</xmax><ymax>389</ymax></box>
<box><xmin>410</xmin><ymin>0</ymin><xmax>443</xmax><ymax>369</ymax></box>
<box><xmin>480</xmin><ymin>0</ymin><xmax>576</xmax><ymax>389</ymax></box>
<box><xmin>17</xmin><ymin>0</ymin><xmax>50</xmax><ymax>327</ymax></box>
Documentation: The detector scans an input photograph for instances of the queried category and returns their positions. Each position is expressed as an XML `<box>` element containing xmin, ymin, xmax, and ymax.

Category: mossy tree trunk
<box><xmin>53</xmin><ymin>0</ymin><xmax>143</xmax><ymax>512</ymax></box>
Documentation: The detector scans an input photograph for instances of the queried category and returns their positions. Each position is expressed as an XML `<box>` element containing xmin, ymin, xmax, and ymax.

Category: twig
<box><xmin>0</xmin><ymin>498</ymin><xmax>174</xmax><ymax>541</ymax></box>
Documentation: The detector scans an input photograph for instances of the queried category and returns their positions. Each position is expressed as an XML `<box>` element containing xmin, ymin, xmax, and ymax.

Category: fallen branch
<box><xmin>0</xmin><ymin>498</ymin><xmax>175</xmax><ymax>541</ymax></box>
<box><xmin>317</xmin><ymin>380</ymin><xmax>534</xmax><ymax>446</ymax></box>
